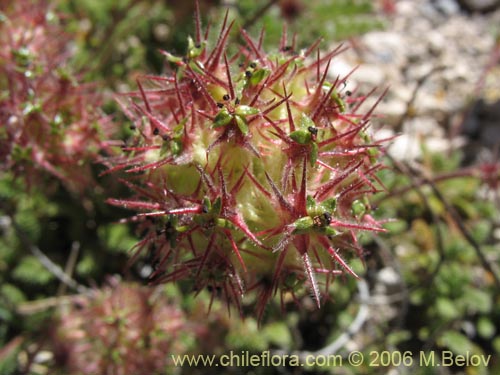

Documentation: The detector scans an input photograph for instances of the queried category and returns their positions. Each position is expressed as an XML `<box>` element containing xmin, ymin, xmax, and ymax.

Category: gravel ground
<box><xmin>330</xmin><ymin>0</ymin><xmax>500</xmax><ymax>162</ymax></box>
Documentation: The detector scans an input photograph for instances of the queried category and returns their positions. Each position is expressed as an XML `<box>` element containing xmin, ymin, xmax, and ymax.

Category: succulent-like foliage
<box><xmin>52</xmin><ymin>282</ymin><xmax>192</xmax><ymax>374</ymax></box>
<box><xmin>0</xmin><ymin>1</ymin><xmax>111</xmax><ymax>193</ymax></box>
<box><xmin>106</xmin><ymin>6</ymin><xmax>386</xmax><ymax>317</ymax></box>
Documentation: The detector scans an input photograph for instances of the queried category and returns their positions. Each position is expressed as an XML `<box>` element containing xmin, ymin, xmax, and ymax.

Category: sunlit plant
<box><xmin>105</xmin><ymin>4</ymin><xmax>387</xmax><ymax>317</ymax></box>
<box><xmin>0</xmin><ymin>1</ymin><xmax>111</xmax><ymax>193</ymax></box>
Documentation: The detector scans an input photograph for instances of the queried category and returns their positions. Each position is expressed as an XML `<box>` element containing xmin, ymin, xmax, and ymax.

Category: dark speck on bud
<box><xmin>129</xmin><ymin>125</ymin><xmax>136</xmax><ymax>130</ymax></box>
<box><xmin>216</xmin><ymin>102</ymin><xmax>224</xmax><ymax>108</ymax></box>
<box><xmin>162</xmin><ymin>134</ymin><xmax>171</xmax><ymax>141</ymax></box>
<box><xmin>249</xmin><ymin>62</ymin><xmax>257</xmax><ymax>69</ymax></box>
<box><xmin>346</xmin><ymin>90</ymin><xmax>352</xmax><ymax>96</ymax></box>
<box><xmin>323</xmin><ymin>212</ymin><xmax>332</xmax><ymax>225</ymax></box>
<box><xmin>223</xmin><ymin>94</ymin><xmax>230</xmax><ymax>101</ymax></box>
<box><xmin>153</xmin><ymin>128</ymin><xmax>159</xmax><ymax>135</ymax></box>
<box><xmin>235</xmin><ymin>98</ymin><xmax>240</xmax><ymax>105</ymax></box>
<box><xmin>245</xmin><ymin>71</ymin><xmax>252</xmax><ymax>78</ymax></box>
<box><xmin>308</xmin><ymin>126</ymin><xmax>318</xmax><ymax>136</ymax></box>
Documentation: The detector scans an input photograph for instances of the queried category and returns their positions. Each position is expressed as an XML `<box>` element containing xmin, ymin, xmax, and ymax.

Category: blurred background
<box><xmin>1</xmin><ymin>0</ymin><xmax>500</xmax><ymax>374</ymax></box>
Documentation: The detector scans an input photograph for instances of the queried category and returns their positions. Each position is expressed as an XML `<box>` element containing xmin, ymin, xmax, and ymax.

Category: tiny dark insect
<box><xmin>153</xmin><ymin>128</ymin><xmax>159</xmax><ymax>135</ymax></box>
<box><xmin>249</xmin><ymin>62</ymin><xmax>257</xmax><ymax>69</ymax></box>
<box><xmin>216</xmin><ymin>102</ymin><xmax>224</xmax><ymax>108</ymax></box>
<box><xmin>245</xmin><ymin>71</ymin><xmax>252</xmax><ymax>78</ymax></box>
<box><xmin>222</xmin><ymin>94</ymin><xmax>230</xmax><ymax>101</ymax></box>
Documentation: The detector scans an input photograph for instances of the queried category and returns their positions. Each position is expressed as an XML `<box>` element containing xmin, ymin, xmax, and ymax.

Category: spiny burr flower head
<box><xmin>52</xmin><ymin>282</ymin><xmax>193</xmax><ymax>374</ymax></box>
<box><xmin>107</xmin><ymin>7</ymin><xmax>387</xmax><ymax>318</ymax></box>
<box><xmin>0</xmin><ymin>1</ymin><xmax>111</xmax><ymax>193</ymax></box>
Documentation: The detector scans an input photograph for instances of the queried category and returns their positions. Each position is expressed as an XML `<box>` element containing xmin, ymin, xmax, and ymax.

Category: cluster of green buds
<box><xmin>106</xmin><ymin>6</ymin><xmax>386</xmax><ymax>318</ymax></box>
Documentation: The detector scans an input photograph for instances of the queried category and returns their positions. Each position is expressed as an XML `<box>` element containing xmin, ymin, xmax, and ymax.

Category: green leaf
<box><xmin>249</xmin><ymin>68</ymin><xmax>270</xmax><ymax>86</ymax></box>
<box><xmin>211</xmin><ymin>197</ymin><xmax>222</xmax><ymax>214</ymax></box>
<box><xmin>213</xmin><ymin>108</ymin><xmax>232</xmax><ymax>128</ymax></box>
<box><xmin>436</xmin><ymin>297</ymin><xmax>460</xmax><ymax>320</ymax></box>
<box><xmin>235</xmin><ymin>105</ymin><xmax>259</xmax><ymax>117</ymax></box>
<box><xmin>187</xmin><ymin>36</ymin><xmax>204</xmax><ymax>59</ymax></box>
<box><xmin>235</xmin><ymin>115</ymin><xmax>249</xmax><ymax>135</ymax></box>
<box><xmin>310</xmin><ymin>142</ymin><xmax>318</xmax><ymax>166</ymax></box>
<box><xmin>1</xmin><ymin>284</ymin><xmax>27</xmax><ymax>305</ymax></box>
<box><xmin>477</xmin><ymin>317</ymin><xmax>496</xmax><ymax>339</ymax></box>
<box><xmin>462</xmin><ymin>287</ymin><xmax>492</xmax><ymax>314</ymax></box>
<box><xmin>263</xmin><ymin>322</ymin><xmax>292</xmax><ymax>349</ymax></box>
<box><xmin>320</xmin><ymin>198</ymin><xmax>336</xmax><ymax>213</ymax></box>
<box><xmin>331</xmin><ymin>90</ymin><xmax>346</xmax><ymax>113</ymax></box>
<box><xmin>12</xmin><ymin>256</ymin><xmax>54</xmax><ymax>285</ymax></box>
<box><xmin>292</xmin><ymin>217</ymin><xmax>314</xmax><ymax>234</ymax></box>
<box><xmin>289</xmin><ymin>129</ymin><xmax>311</xmax><ymax>145</ymax></box>
<box><xmin>299</xmin><ymin>113</ymin><xmax>315</xmax><ymax>129</ymax></box>
<box><xmin>439</xmin><ymin>331</ymin><xmax>476</xmax><ymax>356</ymax></box>
<box><xmin>306</xmin><ymin>195</ymin><xmax>316</xmax><ymax>213</ymax></box>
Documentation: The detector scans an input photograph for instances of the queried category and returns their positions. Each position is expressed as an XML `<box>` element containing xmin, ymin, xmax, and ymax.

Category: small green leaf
<box><xmin>331</xmin><ymin>90</ymin><xmax>346</xmax><ymax>113</ymax></box>
<box><xmin>299</xmin><ymin>113</ymin><xmax>316</xmax><ymax>129</ymax></box>
<box><xmin>249</xmin><ymin>68</ymin><xmax>270</xmax><ymax>86</ymax></box>
<box><xmin>263</xmin><ymin>322</ymin><xmax>292</xmax><ymax>349</ymax></box>
<box><xmin>477</xmin><ymin>317</ymin><xmax>496</xmax><ymax>339</ymax></box>
<box><xmin>235</xmin><ymin>105</ymin><xmax>259</xmax><ymax>116</ymax></box>
<box><xmin>320</xmin><ymin>198</ymin><xmax>336</xmax><ymax>213</ymax></box>
<box><xmin>216</xmin><ymin>218</ymin><xmax>234</xmax><ymax>229</ymax></box>
<box><xmin>235</xmin><ymin>115</ymin><xmax>249</xmax><ymax>135</ymax></box>
<box><xmin>202</xmin><ymin>197</ymin><xmax>212</xmax><ymax>212</ymax></box>
<box><xmin>290</xmin><ymin>129</ymin><xmax>311</xmax><ymax>145</ymax></box>
<box><xmin>436</xmin><ymin>297</ymin><xmax>460</xmax><ymax>320</ymax></box>
<box><xmin>310</xmin><ymin>142</ymin><xmax>318</xmax><ymax>166</ymax></box>
<box><xmin>351</xmin><ymin>200</ymin><xmax>366</xmax><ymax>217</ymax></box>
<box><xmin>211</xmin><ymin>197</ymin><xmax>222</xmax><ymax>214</ymax></box>
<box><xmin>439</xmin><ymin>331</ymin><xmax>476</xmax><ymax>356</ymax></box>
<box><xmin>292</xmin><ymin>217</ymin><xmax>314</xmax><ymax>234</ymax></box>
<box><xmin>213</xmin><ymin>107</ymin><xmax>232</xmax><ymax>128</ymax></box>
<box><xmin>13</xmin><ymin>256</ymin><xmax>54</xmax><ymax>285</ymax></box>
<box><xmin>165</xmin><ymin>52</ymin><xmax>183</xmax><ymax>64</ymax></box>
<box><xmin>187</xmin><ymin>36</ymin><xmax>205</xmax><ymax>59</ymax></box>
<box><xmin>306</xmin><ymin>195</ymin><xmax>316</xmax><ymax>213</ymax></box>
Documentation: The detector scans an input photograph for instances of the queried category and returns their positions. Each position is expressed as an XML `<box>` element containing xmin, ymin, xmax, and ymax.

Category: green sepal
<box><xmin>216</xmin><ymin>218</ymin><xmax>234</xmax><ymax>229</ymax></box>
<box><xmin>235</xmin><ymin>115</ymin><xmax>249</xmax><ymax>135</ymax></box>
<box><xmin>165</xmin><ymin>52</ymin><xmax>183</xmax><ymax>65</ymax></box>
<box><xmin>331</xmin><ymin>90</ymin><xmax>346</xmax><ymax>113</ymax></box>
<box><xmin>323</xmin><ymin>226</ymin><xmax>338</xmax><ymax>236</ymax></box>
<box><xmin>187</xmin><ymin>36</ymin><xmax>205</xmax><ymax>59</ymax></box>
<box><xmin>249</xmin><ymin>68</ymin><xmax>270</xmax><ymax>86</ymax></box>
<box><xmin>310</xmin><ymin>142</ymin><xmax>318</xmax><ymax>166</ymax></box>
<box><xmin>213</xmin><ymin>108</ymin><xmax>232</xmax><ymax>128</ymax></box>
<box><xmin>289</xmin><ymin>129</ymin><xmax>311</xmax><ymax>145</ymax></box>
<box><xmin>351</xmin><ymin>200</ymin><xmax>366</xmax><ymax>218</ymax></box>
<box><xmin>319</xmin><ymin>197</ymin><xmax>336</xmax><ymax>213</ymax></box>
<box><xmin>211</xmin><ymin>197</ymin><xmax>222</xmax><ymax>215</ymax></box>
<box><xmin>306</xmin><ymin>195</ymin><xmax>316</xmax><ymax>214</ymax></box>
<box><xmin>292</xmin><ymin>216</ymin><xmax>314</xmax><ymax>234</ymax></box>
<box><xmin>235</xmin><ymin>105</ymin><xmax>259</xmax><ymax>117</ymax></box>
<box><xmin>299</xmin><ymin>113</ymin><xmax>316</xmax><ymax>129</ymax></box>
<box><xmin>202</xmin><ymin>197</ymin><xmax>212</xmax><ymax>212</ymax></box>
